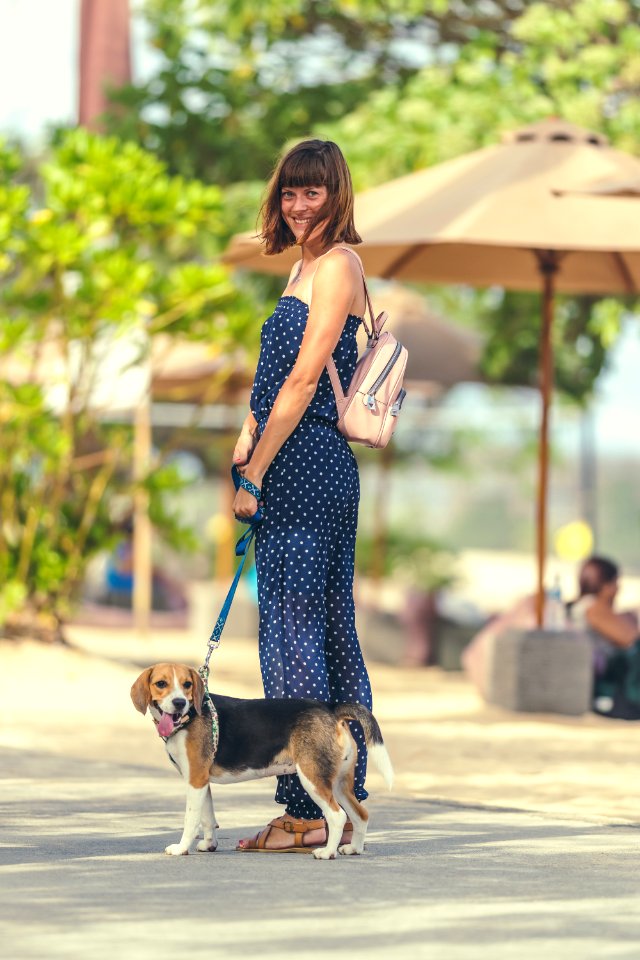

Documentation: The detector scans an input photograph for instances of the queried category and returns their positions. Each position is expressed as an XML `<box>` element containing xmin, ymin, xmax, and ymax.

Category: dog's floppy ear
<box><xmin>130</xmin><ymin>667</ymin><xmax>154</xmax><ymax>715</ymax></box>
<box><xmin>190</xmin><ymin>667</ymin><xmax>205</xmax><ymax>715</ymax></box>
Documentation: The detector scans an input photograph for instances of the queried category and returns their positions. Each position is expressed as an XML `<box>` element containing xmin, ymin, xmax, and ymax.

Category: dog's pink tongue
<box><xmin>157</xmin><ymin>712</ymin><xmax>175</xmax><ymax>737</ymax></box>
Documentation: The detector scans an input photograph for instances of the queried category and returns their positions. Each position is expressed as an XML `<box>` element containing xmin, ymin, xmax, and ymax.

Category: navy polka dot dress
<box><xmin>250</xmin><ymin>293</ymin><xmax>373</xmax><ymax>819</ymax></box>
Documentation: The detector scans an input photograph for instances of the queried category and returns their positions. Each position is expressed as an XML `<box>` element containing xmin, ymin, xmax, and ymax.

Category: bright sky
<box><xmin>0</xmin><ymin>0</ymin><xmax>78</xmax><ymax>141</ymax></box>
<box><xmin>0</xmin><ymin>0</ymin><xmax>638</xmax><ymax>453</ymax></box>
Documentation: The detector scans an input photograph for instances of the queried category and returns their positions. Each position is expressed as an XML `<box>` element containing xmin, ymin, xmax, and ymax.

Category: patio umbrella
<box><xmin>223</xmin><ymin>118</ymin><xmax>640</xmax><ymax>625</ymax></box>
<box><xmin>555</xmin><ymin>176</ymin><xmax>640</xmax><ymax>198</ymax></box>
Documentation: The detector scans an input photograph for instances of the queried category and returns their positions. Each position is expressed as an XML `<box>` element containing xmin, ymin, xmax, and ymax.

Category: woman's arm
<box><xmin>586</xmin><ymin>600</ymin><xmax>638</xmax><ymax>648</ymax></box>
<box><xmin>233</xmin><ymin>261</ymin><xmax>303</xmax><ymax>468</ymax></box>
<box><xmin>233</xmin><ymin>250</ymin><xmax>360</xmax><ymax>517</ymax></box>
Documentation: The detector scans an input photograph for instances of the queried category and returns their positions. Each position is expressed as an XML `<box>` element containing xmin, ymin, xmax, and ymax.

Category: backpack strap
<box><xmin>325</xmin><ymin>355</ymin><xmax>346</xmax><ymax>403</ymax></box>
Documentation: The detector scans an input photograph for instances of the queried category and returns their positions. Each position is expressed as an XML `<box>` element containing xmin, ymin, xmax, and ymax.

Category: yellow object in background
<box><xmin>206</xmin><ymin>513</ymin><xmax>234</xmax><ymax>544</ymax></box>
<box><xmin>554</xmin><ymin>521</ymin><xmax>594</xmax><ymax>562</ymax></box>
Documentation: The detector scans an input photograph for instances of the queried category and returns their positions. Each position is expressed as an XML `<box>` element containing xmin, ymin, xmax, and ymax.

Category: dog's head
<box><xmin>130</xmin><ymin>663</ymin><xmax>205</xmax><ymax>736</ymax></box>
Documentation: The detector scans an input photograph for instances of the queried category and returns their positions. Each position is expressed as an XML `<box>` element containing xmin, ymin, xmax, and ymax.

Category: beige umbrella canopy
<box><xmin>555</xmin><ymin>176</ymin><xmax>640</xmax><ymax>198</ymax></box>
<box><xmin>224</xmin><ymin>118</ymin><xmax>640</xmax><ymax>624</ymax></box>
<box><xmin>223</xmin><ymin>119</ymin><xmax>640</xmax><ymax>291</ymax></box>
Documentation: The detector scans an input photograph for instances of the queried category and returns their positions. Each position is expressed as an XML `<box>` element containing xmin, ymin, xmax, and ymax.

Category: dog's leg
<box><xmin>165</xmin><ymin>784</ymin><xmax>207</xmax><ymax>856</ymax></box>
<box><xmin>333</xmin><ymin>724</ymin><xmax>369</xmax><ymax>856</ymax></box>
<box><xmin>195</xmin><ymin>785</ymin><xmax>218</xmax><ymax>853</ymax></box>
<box><xmin>334</xmin><ymin>730</ymin><xmax>368</xmax><ymax>856</ymax></box>
<box><xmin>296</xmin><ymin>766</ymin><xmax>346</xmax><ymax>861</ymax></box>
<box><xmin>335</xmin><ymin>776</ymin><xmax>368</xmax><ymax>856</ymax></box>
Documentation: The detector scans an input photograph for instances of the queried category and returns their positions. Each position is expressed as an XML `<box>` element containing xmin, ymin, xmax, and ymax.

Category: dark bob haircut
<box><xmin>579</xmin><ymin>555</ymin><xmax>619</xmax><ymax>596</ymax></box>
<box><xmin>259</xmin><ymin>139</ymin><xmax>362</xmax><ymax>255</ymax></box>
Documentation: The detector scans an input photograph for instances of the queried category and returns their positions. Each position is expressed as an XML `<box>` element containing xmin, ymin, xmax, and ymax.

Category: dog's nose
<box><xmin>172</xmin><ymin>697</ymin><xmax>187</xmax><ymax>711</ymax></box>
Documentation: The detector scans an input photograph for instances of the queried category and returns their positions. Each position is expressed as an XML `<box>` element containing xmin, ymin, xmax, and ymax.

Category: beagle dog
<box><xmin>131</xmin><ymin>662</ymin><xmax>393</xmax><ymax>859</ymax></box>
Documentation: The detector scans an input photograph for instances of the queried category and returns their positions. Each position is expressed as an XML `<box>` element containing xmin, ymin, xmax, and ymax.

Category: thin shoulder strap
<box><xmin>309</xmin><ymin>246</ymin><xmax>375</xmax><ymax>338</ymax></box>
<box><xmin>336</xmin><ymin>247</ymin><xmax>375</xmax><ymax>338</ymax></box>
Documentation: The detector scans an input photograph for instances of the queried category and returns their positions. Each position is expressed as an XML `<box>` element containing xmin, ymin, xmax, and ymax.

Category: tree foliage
<box><xmin>104</xmin><ymin>0</ymin><xmax>640</xmax><ymax>402</ymax></box>
<box><xmin>329</xmin><ymin>0</ymin><xmax>640</xmax><ymax>185</ymax></box>
<box><xmin>109</xmin><ymin>0</ymin><xmax>640</xmax><ymax>188</ymax></box>
<box><xmin>0</xmin><ymin>131</ymin><xmax>255</xmax><ymax>636</ymax></box>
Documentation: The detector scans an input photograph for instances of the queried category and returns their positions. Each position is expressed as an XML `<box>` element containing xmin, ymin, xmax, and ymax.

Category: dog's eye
<box><xmin>183</xmin><ymin>681</ymin><xmax>192</xmax><ymax>689</ymax></box>
<box><xmin>154</xmin><ymin>680</ymin><xmax>168</xmax><ymax>689</ymax></box>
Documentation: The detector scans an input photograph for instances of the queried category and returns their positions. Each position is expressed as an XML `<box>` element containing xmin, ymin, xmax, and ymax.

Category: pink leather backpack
<box><xmin>325</xmin><ymin>249</ymin><xmax>408</xmax><ymax>449</ymax></box>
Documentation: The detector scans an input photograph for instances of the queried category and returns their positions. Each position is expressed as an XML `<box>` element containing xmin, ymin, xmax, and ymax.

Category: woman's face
<box><xmin>280</xmin><ymin>184</ymin><xmax>329</xmax><ymax>243</ymax></box>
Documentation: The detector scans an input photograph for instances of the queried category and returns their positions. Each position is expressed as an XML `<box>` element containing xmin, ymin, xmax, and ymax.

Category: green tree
<box><xmin>0</xmin><ymin>130</ymin><xmax>256</xmax><ymax>638</ymax></box>
<box><xmin>107</xmin><ymin>1</ymin><xmax>640</xmax><ymax>190</ymax></box>
<box><xmin>104</xmin><ymin>0</ymin><xmax>640</xmax><ymax>401</ymax></box>
<box><xmin>329</xmin><ymin>0</ymin><xmax>640</xmax><ymax>184</ymax></box>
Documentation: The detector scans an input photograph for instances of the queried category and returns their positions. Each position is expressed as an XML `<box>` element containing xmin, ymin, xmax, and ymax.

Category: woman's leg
<box><xmin>254</xmin><ymin>421</ymin><xmax>340</xmax><ymax>821</ymax></box>
<box><xmin>324</xmin><ymin>457</ymin><xmax>372</xmax><ymax>802</ymax></box>
<box><xmin>256</xmin><ymin>526</ymin><xmax>331</xmax><ymax>819</ymax></box>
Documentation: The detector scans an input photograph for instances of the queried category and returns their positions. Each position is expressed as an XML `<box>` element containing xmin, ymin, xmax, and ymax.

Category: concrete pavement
<box><xmin>3</xmin><ymin>746</ymin><xmax>640</xmax><ymax>960</ymax></box>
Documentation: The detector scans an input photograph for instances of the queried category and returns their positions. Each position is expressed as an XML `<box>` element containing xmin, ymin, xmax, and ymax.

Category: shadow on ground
<box><xmin>3</xmin><ymin>746</ymin><xmax>640</xmax><ymax>960</ymax></box>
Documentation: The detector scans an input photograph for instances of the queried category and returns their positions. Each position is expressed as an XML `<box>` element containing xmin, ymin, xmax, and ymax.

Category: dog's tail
<box><xmin>333</xmin><ymin>703</ymin><xmax>394</xmax><ymax>790</ymax></box>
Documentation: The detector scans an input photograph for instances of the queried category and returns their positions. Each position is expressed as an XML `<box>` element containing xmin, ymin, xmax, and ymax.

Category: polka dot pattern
<box><xmin>251</xmin><ymin>295</ymin><xmax>360</xmax><ymax>433</ymax></box>
<box><xmin>250</xmin><ymin>295</ymin><xmax>372</xmax><ymax>819</ymax></box>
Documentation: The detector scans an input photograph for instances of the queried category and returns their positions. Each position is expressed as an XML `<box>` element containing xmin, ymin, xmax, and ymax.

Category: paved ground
<box><xmin>3</xmin><ymin>627</ymin><xmax>640</xmax><ymax>958</ymax></box>
<box><xmin>2</xmin><ymin>747</ymin><xmax>640</xmax><ymax>960</ymax></box>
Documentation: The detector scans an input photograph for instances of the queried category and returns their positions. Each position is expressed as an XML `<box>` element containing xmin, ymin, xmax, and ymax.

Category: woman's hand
<box><xmin>232</xmin><ymin>466</ymin><xmax>265</xmax><ymax>520</ymax></box>
<box><xmin>233</xmin><ymin>423</ymin><xmax>258</xmax><ymax>466</ymax></box>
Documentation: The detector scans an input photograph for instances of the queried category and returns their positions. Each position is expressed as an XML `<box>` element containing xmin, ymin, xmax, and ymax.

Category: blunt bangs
<box><xmin>278</xmin><ymin>148</ymin><xmax>336</xmax><ymax>192</ymax></box>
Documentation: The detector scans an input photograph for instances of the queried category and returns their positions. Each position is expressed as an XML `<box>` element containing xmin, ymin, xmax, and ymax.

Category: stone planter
<box><xmin>485</xmin><ymin>627</ymin><xmax>593</xmax><ymax>716</ymax></box>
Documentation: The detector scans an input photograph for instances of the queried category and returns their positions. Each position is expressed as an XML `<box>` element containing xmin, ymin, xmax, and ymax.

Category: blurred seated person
<box><xmin>462</xmin><ymin>555</ymin><xmax>640</xmax><ymax>717</ymax></box>
<box><xmin>104</xmin><ymin>519</ymin><xmax>188</xmax><ymax>613</ymax></box>
<box><xmin>569</xmin><ymin>556</ymin><xmax>640</xmax><ymax>718</ymax></box>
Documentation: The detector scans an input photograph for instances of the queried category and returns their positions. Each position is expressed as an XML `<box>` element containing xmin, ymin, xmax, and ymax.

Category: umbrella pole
<box><xmin>133</xmin><ymin>393</ymin><xmax>152</xmax><ymax>637</ymax></box>
<box><xmin>535</xmin><ymin>253</ymin><xmax>559</xmax><ymax>627</ymax></box>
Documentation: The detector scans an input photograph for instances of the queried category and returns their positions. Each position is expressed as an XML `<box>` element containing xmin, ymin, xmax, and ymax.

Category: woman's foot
<box><xmin>236</xmin><ymin>814</ymin><xmax>325</xmax><ymax>852</ymax></box>
<box><xmin>236</xmin><ymin>814</ymin><xmax>353</xmax><ymax>852</ymax></box>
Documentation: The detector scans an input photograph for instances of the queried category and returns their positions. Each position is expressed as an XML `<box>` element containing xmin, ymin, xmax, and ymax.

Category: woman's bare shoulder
<box><xmin>314</xmin><ymin>246</ymin><xmax>362</xmax><ymax>285</ymax></box>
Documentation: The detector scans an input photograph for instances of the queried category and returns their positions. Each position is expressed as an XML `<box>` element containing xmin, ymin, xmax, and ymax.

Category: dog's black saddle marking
<box><xmin>209</xmin><ymin>695</ymin><xmax>332</xmax><ymax>772</ymax></box>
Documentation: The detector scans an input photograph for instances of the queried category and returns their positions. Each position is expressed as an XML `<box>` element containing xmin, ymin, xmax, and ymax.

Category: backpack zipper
<box><xmin>363</xmin><ymin>342</ymin><xmax>403</xmax><ymax>408</ymax></box>
<box><xmin>390</xmin><ymin>388</ymin><xmax>406</xmax><ymax>417</ymax></box>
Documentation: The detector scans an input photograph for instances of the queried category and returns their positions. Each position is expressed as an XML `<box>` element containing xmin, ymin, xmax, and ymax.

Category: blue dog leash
<box><xmin>198</xmin><ymin>464</ymin><xmax>263</xmax><ymax>686</ymax></box>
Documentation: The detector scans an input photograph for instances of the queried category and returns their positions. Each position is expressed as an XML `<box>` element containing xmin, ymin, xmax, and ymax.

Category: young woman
<box><xmin>232</xmin><ymin>139</ymin><xmax>372</xmax><ymax>852</ymax></box>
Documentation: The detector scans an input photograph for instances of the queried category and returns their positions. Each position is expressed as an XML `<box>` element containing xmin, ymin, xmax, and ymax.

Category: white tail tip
<box><xmin>369</xmin><ymin>743</ymin><xmax>394</xmax><ymax>790</ymax></box>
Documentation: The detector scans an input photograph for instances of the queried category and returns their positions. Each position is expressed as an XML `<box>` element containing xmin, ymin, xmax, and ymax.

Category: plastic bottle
<box><xmin>545</xmin><ymin>574</ymin><xmax>566</xmax><ymax>631</ymax></box>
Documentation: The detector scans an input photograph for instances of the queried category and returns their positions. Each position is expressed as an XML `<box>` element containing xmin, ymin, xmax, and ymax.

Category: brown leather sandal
<box><xmin>236</xmin><ymin>814</ymin><xmax>326</xmax><ymax>853</ymax></box>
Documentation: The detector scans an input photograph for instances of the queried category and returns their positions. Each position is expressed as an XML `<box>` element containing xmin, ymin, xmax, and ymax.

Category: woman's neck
<box><xmin>298</xmin><ymin>240</ymin><xmax>340</xmax><ymax>265</ymax></box>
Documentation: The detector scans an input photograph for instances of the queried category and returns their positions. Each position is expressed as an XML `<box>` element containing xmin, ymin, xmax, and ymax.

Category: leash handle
<box><xmin>231</xmin><ymin>464</ymin><xmax>263</xmax><ymax>524</ymax></box>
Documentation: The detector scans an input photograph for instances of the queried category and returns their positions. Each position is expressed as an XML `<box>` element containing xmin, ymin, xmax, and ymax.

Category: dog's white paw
<box><xmin>165</xmin><ymin>844</ymin><xmax>189</xmax><ymax>856</ymax></box>
<box><xmin>338</xmin><ymin>843</ymin><xmax>362</xmax><ymax>856</ymax></box>
<box><xmin>196</xmin><ymin>840</ymin><xmax>218</xmax><ymax>853</ymax></box>
<box><xmin>313</xmin><ymin>847</ymin><xmax>336</xmax><ymax>860</ymax></box>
